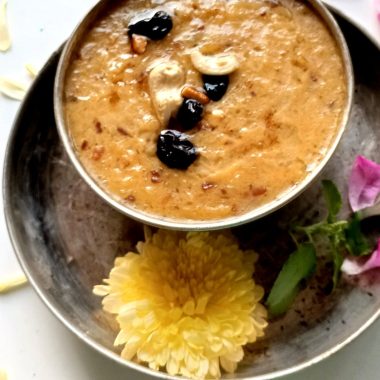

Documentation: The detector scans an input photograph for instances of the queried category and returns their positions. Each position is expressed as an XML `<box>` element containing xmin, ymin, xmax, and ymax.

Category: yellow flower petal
<box><xmin>195</xmin><ymin>293</ymin><xmax>210</xmax><ymax>315</ymax></box>
<box><xmin>209</xmin><ymin>359</ymin><xmax>221</xmax><ymax>378</ymax></box>
<box><xmin>183</xmin><ymin>299</ymin><xmax>195</xmax><ymax>316</ymax></box>
<box><xmin>196</xmin><ymin>358</ymin><xmax>209</xmax><ymax>379</ymax></box>
<box><xmin>166</xmin><ymin>356</ymin><xmax>179</xmax><ymax>375</ymax></box>
<box><xmin>0</xmin><ymin>273</ymin><xmax>27</xmax><ymax>294</ymax></box>
<box><xmin>222</xmin><ymin>346</ymin><xmax>244</xmax><ymax>362</ymax></box>
<box><xmin>0</xmin><ymin>76</ymin><xmax>28</xmax><ymax>100</ymax></box>
<box><xmin>0</xmin><ymin>369</ymin><xmax>7</xmax><ymax>380</ymax></box>
<box><xmin>94</xmin><ymin>230</ymin><xmax>267</xmax><ymax>379</ymax></box>
<box><xmin>0</xmin><ymin>0</ymin><xmax>11</xmax><ymax>52</ymax></box>
<box><xmin>220</xmin><ymin>356</ymin><xmax>238</xmax><ymax>374</ymax></box>
<box><xmin>121</xmin><ymin>340</ymin><xmax>140</xmax><ymax>361</ymax></box>
<box><xmin>93</xmin><ymin>284</ymin><xmax>110</xmax><ymax>296</ymax></box>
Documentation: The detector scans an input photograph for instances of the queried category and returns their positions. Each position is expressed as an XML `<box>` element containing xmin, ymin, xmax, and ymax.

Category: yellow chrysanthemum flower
<box><xmin>94</xmin><ymin>230</ymin><xmax>267</xmax><ymax>379</ymax></box>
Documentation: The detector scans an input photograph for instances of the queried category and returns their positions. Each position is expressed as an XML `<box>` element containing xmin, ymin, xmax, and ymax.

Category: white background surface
<box><xmin>1</xmin><ymin>1</ymin><xmax>380</xmax><ymax>379</ymax></box>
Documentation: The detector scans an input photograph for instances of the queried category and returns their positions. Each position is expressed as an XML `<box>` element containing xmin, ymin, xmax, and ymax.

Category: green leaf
<box><xmin>330</xmin><ymin>234</ymin><xmax>344</xmax><ymax>289</ymax></box>
<box><xmin>322</xmin><ymin>180</ymin><xmax>342</xmax><ymax>223</ymax></box>
<box><xmin>266</xmin><ymin>243</ymin><xmax>317</xmax><ymax>317</ymax></box>
<box><xmin>344</xmin><ymin>212</ymin><xmax>371</xmax><ymax>257</ymax></box>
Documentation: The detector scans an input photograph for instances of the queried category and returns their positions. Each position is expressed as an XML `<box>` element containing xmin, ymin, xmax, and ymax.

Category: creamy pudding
<box><xmin>64</xmin><ymin>0</ymin><xmax>347</xmax><ymax>221</ymax></box>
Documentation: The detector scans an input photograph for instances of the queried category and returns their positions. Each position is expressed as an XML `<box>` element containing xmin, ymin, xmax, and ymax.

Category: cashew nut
<box><xmin>148</xmin><ymin>61</ymin><xmax>185</xmax><ymax>126</ymax></box>
<box><xmin>190</xmin><ymin>50</ymin><xmax>240</xmax><ymax>75</ymax></box>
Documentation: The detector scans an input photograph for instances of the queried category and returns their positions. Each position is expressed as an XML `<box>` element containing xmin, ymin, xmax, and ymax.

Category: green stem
<box><xmin>289</xmin><ymin>230</ymin><xmax>300</xmax><ymax>248</ymax></box>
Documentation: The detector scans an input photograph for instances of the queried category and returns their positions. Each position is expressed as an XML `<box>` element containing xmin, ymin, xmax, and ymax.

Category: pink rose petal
<box><xmin>342</xmin><ymin>240</ymin><xmax>380</xmax><ymax>275</ymax></box>
<box><xmin>348</xmin><ymin>155</ymin><xmax>380</xmax><ymax>212</ymax></box>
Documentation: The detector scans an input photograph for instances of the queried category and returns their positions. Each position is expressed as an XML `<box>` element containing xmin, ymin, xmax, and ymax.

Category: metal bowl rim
<box><xmin>53</xmin><ymin>0</ymin><xmax>354</xmax><ymax>231</ymax></box>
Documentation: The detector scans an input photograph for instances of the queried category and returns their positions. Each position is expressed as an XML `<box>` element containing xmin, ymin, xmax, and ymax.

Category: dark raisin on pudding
<box><xmin>128</xmin><ymin>11</ymin><xmax>173</xmax><ymax>41</ymax></box>
<box><xmin>203</xmin><ymin>75</ymin><xmax>229</xmax><ymax>101</ymax></box>
<box><xmin>177</xmin><ymin>99</ymin><xmax>204</xmax><ymax>130</ymax></box>
<box><xmin>156</xmin><ymin>130</ymin><xmax>197</xmax><ymax>169</ymax></box>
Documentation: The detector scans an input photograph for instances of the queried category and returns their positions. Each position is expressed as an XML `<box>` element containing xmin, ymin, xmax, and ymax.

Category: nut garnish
<box><xmin>250</xmin><ymin>185</ymin><xmax>267</xmax><ymax>196</ymax></box>
<box><xmin>80</xmin><ymin>140</ymin><xmax>89</xmax><ymax>150</ymax></box>
<box><xmin>94</xmin><ymin>119</ymin><xmax>103</xmax><ymax>133</ymax></box>
<box><xmin>151</xmin><ymin>170</ymin><xmax>162</xmax><ymax>183</ymax></box>
<box><xmin>181</xmin><ymin>86</ymin><xmax>210</xmax><ymax>104</ymax></box>
<box><xmin>0</xmin><ymin>273</ymin><xmax>27</xmax><ymax>294</ymax></box>
<box><xmin>211</xmin><ymin>109</ymin><xmax>225</xmax><ymax>118</ymax></box>
<box><xmin>0</xmin><ymin>369</ymin><xmax>7</xmax><ymax>380</ymax></box>
<box><xmin>191</xmin><ymin>50</ymin><xmax>240</xmax><ymax>75</ymax></box>
<box><xmin>148</xmin><ymin>61</ymin><xmax>185</xmax><ymax>126</ymax></box>
<box><xmin>92</xmin><ymin>145</ymin><xmax>105</xmax><ymax>161</ymax></box>
<box><xmin>202</xmin><ymin>182</ymin><xmax>215</xmax><ymax>190</ymax></box>
<box><xmin>131</xmin><ymin>34</ymin><xmax>148</xmax><ymax>54</ymax></box>
<box><xmin>0</xmin><ymin>77</ymin><xmax>28</xmax><ymax>100</ymax></box>
<box><xmin>0</xmin><ymin>0</ymin><xmax>11</xmax><ymax>52</ymax></box>
<box><xmin>117</xmin><ymin>127</ymin><xmax>131</xmax><ymax>136</ymax></box>
<box><xmin>109</xmin><ymin>91</ymin><xmax>120</xmax><ymax>104</ymax></box>
<box><xmin>25</xmin><ymin>64</ymin><xmax>39</xmax><ymax>78</ymax></box>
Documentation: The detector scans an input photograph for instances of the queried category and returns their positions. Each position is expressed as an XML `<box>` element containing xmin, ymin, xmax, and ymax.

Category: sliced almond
<box><xmin>0</xmin><ymin>273</ymin><xmax>27</xmax><ymax>294</ymax></box>
<box><xmin>25</xmin><ymin>63</ymin><xmax>39</xmax><ymax>78</ymax></box>
<box><xmin>0</xmin><ymin>0</ymin><xmax>11</xmax><ymax>52</ymax></box>
<box><xmin>191</xmin><ymin>50</ymin><xmax>240</xmax><ymax>75</ymax></box>
<box><xmin>0</xmin><ymin>76</ymin><xmax>28</xmax><ymax>100</ymax></box>
<box><xmin>148</xmin><ymin>61</ymin><xmax>185</xmax><ymax>126</ymax></box>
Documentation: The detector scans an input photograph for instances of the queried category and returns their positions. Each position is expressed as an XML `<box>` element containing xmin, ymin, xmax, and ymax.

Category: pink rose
<box><xmin>342</xmin><ymin>156</ymin><xmax>380</xmax><ymax>275</ymax></box>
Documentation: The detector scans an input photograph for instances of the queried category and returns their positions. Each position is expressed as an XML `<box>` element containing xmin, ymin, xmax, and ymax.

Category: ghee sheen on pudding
<box><xmin>64</xmin><ymin>0</ymin><xmax>347</xmax><ymax>221</ymax></box>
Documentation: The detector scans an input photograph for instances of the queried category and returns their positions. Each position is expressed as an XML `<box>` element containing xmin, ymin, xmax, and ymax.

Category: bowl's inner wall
<box><xmin>4</xmin><ymin>15</ymin><xmax>380</xmax><ymax>379</ymax></box>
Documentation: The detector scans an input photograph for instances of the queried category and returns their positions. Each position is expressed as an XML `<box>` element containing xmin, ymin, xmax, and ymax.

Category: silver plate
<box><xmin>3</xmin><ymin>14</ymin><xmax>380</xmax><ymax>380</ymax></box>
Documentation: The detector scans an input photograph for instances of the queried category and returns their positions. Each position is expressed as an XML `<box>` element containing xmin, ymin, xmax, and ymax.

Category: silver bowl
<box><xmin>53</xmin><ymin>0</ymin><xmax>354</xmax><ymax>231</ymax></box>
<box><xmin>3</xmin><ymin>14</ymin><xmax>380</xmax><ymax>379</ymax></box>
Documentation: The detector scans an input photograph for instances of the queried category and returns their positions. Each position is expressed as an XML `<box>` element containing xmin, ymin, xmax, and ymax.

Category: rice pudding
<box><xmin>64</xmin><ymin>0</ymin><xmax>347</xmax><ymax>221</ymax></box>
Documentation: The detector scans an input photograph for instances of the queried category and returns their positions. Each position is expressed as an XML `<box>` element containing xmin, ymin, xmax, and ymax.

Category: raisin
<box><xmin>128</xmin><ymin>11</ymin><xmax>173</xmax><ymax>41</ymax></box>
<box><xmin>177</xmin><ymin>99</ymin><xmax>203</xmax><ymax>130</ymax></box>
<box><xmin>203</xmin><ymin>75</ymin><xmax>229</xmax><ymax>101</ymax></box>
<box><xmin>156</xmin><ymin>130</ymin><xmax>197</xmax><ymax>169</ymax></box>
